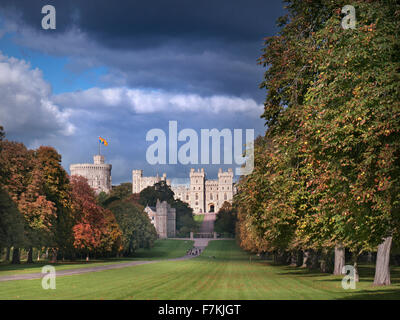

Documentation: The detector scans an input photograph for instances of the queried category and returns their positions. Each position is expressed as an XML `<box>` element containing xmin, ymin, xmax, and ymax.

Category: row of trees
<box><xmin>0</xmin><ymin>126</ymin><xmax>157</xmax><ymax>263</ymax></box>
<box><xmin>235</xmin><ymin>0</ymin><xmax>399</xmax><ymax>286</ymax></box>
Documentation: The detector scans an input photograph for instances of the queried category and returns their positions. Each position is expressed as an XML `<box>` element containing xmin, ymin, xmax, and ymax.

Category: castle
<box><xmin>70</xmin><ymin>154</ymin><xmax>112</xmax><ymax>194</ymax></box>
<box><xmin>132</xmin><ymin>168</ymin><xmax>235</xmax><ymax>214</ymax></box>
<box><xmin>144</xmin><ymin>200</ymin><xmax>176</xmax><ymax>238</ymax></box>
<box><xmin>69</xmin><ymin>154</ymin><xmax>235</xmax><ymax>214</ymax></box>
<box><xmin>132</xmin><ymin>170</ymin><xmax>171</xmax><ymax>193</ymax></box>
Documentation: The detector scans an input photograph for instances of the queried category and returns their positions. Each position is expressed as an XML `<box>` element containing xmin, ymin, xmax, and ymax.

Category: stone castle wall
<box><xmin>145</xmin><ymin>200</ymin><xmax>176</xmax><ymax>238</ymax></box>
<box><xmin>133</xmin><ymin>168</ymin><xmax>235</xmax><ymax>214</ymax></box>
<box><xmin>70</xmin><ymin>155</ymin><xmax>112</xmax><ymax>194</ymax></box>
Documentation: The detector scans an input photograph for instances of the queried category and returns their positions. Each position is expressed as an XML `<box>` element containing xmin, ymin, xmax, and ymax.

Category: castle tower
<box><xmin>218</xmin><ymin>168</ymin><xmax>233</xmax><ymax>208</ymax></box>
<box><xmin>190</xmin><ymin>168</ymin><xmax>205</xmax><ymax>214</ymax></box>
<box><xmin>70</xmin><ymin>154</ymin><xmax>112</xmax><ymax>194</ymax></box>
<box><xmin>144</xmin><ymin>200</ymin><xmax>176</xmax><ymax>239</ymax></box>
<box><xmin>132</xmin><ymin>169</ymin><xmax>143</xmax><ymax>193</ymax></box>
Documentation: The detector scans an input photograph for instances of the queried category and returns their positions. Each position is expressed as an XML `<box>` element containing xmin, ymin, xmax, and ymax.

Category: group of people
<box><xmin>187</xmin><ymin>247</ymin><xmax>202</xmax><ymax>256</ymax></box>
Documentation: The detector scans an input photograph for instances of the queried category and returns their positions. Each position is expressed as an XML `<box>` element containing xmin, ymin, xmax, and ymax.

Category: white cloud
<box><xmin>53</xmin><ymin>87</ymin><xmax>263</xmax><ymax>115</ymax></box>
<box><xmin>0</xmin><ymin>52</ymin><xmax>75</xmax><ymax>138</ymax></box>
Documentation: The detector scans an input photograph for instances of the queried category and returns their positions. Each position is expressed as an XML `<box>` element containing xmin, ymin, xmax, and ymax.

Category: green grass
<box><xmin>1</xmin><ymin>240</ymin><xmax>400</xmax><ymax>299</ymax></box>
<box><xmin>0</xmin><ymin>239</ymin><xmax>194</xmax><ymax>277</ymax></box>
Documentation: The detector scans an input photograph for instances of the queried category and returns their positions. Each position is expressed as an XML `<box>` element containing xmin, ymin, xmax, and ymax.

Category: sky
<box><xmin>0</xmin><ymin>0</ymin><xmax>286</xmax><ymax>185</ymax></box>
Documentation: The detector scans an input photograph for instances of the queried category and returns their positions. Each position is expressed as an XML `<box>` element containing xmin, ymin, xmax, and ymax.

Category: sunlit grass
<box><xmin>1</xmin><ymin>240</ymin><xmax>399</xmax><ymax>300</ymax></box>
<box><xmin>0</xmin><ymin>239</ymin><xmax>193</xmax><ymax>276</ymax></box>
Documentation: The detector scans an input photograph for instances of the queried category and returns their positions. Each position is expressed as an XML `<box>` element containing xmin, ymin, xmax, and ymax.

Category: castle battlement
<box><xmin>132</xmin><ymin>168</ymin><xmax>235</xmax><ymax>214</ymax></box>
<box><xmin>70</xmin><ymin>155</ymin><xmax>112</xmax><ymax>194</ymax></box>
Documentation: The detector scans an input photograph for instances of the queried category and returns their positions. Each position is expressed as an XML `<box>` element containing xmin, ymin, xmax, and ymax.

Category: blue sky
<box><xmin>0</xmin><ymin>1</ymin><xmax>285</xmax><ymax>184</ymax></box>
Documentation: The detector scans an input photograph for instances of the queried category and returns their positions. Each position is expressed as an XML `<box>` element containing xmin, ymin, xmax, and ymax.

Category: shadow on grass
<box><xmin>0</xmin><ymin>258</ymin><xmax>129</xmax><ymax>272</ymax></box>
<box><xmin>339</xmin><ymin>288</ymin><xmax>400</xmax><ymax>300</ymax></box>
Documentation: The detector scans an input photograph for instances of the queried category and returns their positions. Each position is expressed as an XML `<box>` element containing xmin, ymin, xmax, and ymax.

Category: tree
<box><xmin>215</xmin><ymin>201</ymin><xmax>237</xmax><ymax>235</ymax></box>
<box><xmin>139</xmin><ymin>181</ymin><xmax>196</xmax><ymax>236</ymax></box>
<box><xmin>35</xmin><ymin>146</ymin><xmax>75</xmax><ymax>261</ymax></box>
<box><xmin>0</xmin><ymin>140</ymin><xmax>34</xmax><ymax>263</ymax></box>
<box><xmin>0</xmin><ymin>189</ymin><xmax>24</xmax><ymax>258</ymax></box>
<box><xmin>173</xmin><ymin>199</ymin><xmax>197</xmax><ymax>237</ymax></box>
<box><xmin>17</xmin><ymin>164</ymin><xmax>57</xmax><ymax>263</ymax></box>
<box><xmin>70</xmin><ymin>175</ymin><xmax>120</xmax><ymax>259</ymax></box>
<box><xmin>237</xmin><ymin>0</ymin><xmax>400</xmax><ymax>284</ymax></box>
<box><xmin>107</xmin><ymin>200</ymin><xmax>157</xmax><ymax>256</ymax></box>
<box><xmin>139</xmin><ymin>181</ymin><xmax>175</xmax><ymax>207</ymax></box>
<box><xmin>297</xmin><ymin>0</ymin><xmax>400</xmax><ymax>284</ymax></box>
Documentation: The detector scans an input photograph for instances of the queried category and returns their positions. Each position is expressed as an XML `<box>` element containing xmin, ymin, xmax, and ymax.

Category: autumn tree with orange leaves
<box><xmin>70</xmin><ymin>175</ymin><xmax>122</xmax><ymax>259</ymax></box>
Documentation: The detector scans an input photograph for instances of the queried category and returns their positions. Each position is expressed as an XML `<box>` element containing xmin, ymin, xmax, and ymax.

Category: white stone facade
<box><xmin>70</xmin><ymin>155</ymin><xmax>112</xmax><ymax>194</ymax></box>
<box><xmin>132</xmin><ymin>168</ymin><xmax>235</xmax><ymax>214</ymax></box>
<box><xmin>145</xmin><ymin>200</ymin><xmax>176</xmax><ymax>238</ymax></box>
<box><xmin>132</xmin><ymin>170</ymin><xmax>171</xmax><ymax>194</ymax></box>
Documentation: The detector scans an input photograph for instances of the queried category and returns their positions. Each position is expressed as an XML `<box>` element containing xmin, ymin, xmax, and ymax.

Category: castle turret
<box><xmin>190</xmin><ymin>168</ymin><xmax>206</xmax><ymax>213</ymax></box>
<box><xmin>70</xmin><ymin>154</ymin><xmax>112</xmax><ymax>194</ymax></box>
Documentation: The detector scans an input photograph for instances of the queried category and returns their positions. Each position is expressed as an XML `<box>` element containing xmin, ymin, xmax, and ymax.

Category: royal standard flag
<box><xmin>99</xmin><ymin>136</ymin><xmax>108</xmax><ymax>146</ymax></box>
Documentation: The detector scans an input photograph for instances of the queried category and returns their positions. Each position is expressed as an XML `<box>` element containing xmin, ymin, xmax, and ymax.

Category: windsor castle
<box><xmin>132</xmin><ymin>168</ymin><xmax>235</xmax><ymax>214</ymax></box>
<box><xmin>70</xmin><ymin>154</ymin><xmax>235</xmax><ymax>215</ymax></box>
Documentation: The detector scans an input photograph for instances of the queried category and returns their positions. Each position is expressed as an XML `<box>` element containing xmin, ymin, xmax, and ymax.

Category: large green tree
<box><xmin>107</xmin><ymin>200</ymin><xmax>157</xmax><ymax>256</ymax></box>
<box><xmin>236</xmin><ymin>0</ymin><xmax>400</xmax><ymax>285</ymax></box>
<box><xmin>35</xmin><ymin>146</ymin><xmax>75</xmax><ymax>261</ymax></box>
<box><xmin>297</xmin><ymin>0</ymin><xmax>400</xmax><ymax>285</ymax></box>
<box><xmin>0</xmin><ymin>189</ymin><xmax>24</xmax><ymax>259</ymax></box>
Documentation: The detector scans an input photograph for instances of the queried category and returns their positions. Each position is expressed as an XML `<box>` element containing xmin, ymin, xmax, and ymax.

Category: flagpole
<box><xmin>98</xmin><ymin>138</ymin><xmax>101</xmax><ymax>155</ymax></box>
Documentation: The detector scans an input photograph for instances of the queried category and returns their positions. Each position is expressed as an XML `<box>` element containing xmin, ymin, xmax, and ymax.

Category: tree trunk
<box><xmin>11</xmin><ymin>247</ymin><xmax>20</xmax><ymax>264</ymax></box>
<box><xmin>37</xmin><ymin>249</ymin><xmax>41</xmax><ymax>261</ymax></box>
<box><xmin>5</xmin><ymin>247</ymin><xmax>11</xmax><ymax>261</ymax></box>
<box><xmin>352</xmin><ymin>253</ymin><xmax>360</xmax><ymax>282</ymax></box>
<box><xmin>373</xmin><ymin>236</ymin><xmax>392</xmax><ymax>286</ymax></box>
<box><xmin>27</xmin><ymin>247</ymin><xmax>33</xmax><ymax>263</ymax></box>
<box><xmin>309</xmin><ymin>250</ymin><xmax>319</xmax><ymax>269</ymax></box>
<box><xmin>50</xmin><ymin>248</ymin><xmax>57</xmax><ymax>263</ymax></box>
<box><xmin>333</xmin><ymin>245</ymin><xmax>345</xmax><ymax>275</ymax></box>
<box><xmin>301</xmin><ymin>250</ymin><xmax>310</xmax><ymax>268</ymax></box>
<box><xmin>289</xmin><ymin>251</ymin><xmax>298</xmax><ymax>266</ymax></box>
<box><xmin>367</xmin><ymin>252</ymin><xmax>373</xmax><ymax>264</ymax></box>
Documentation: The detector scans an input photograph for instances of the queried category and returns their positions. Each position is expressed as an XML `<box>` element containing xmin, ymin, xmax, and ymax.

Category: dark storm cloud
<box><xmin>1</xmin><ymin>0</ymin><xmax>284</xmax><ymax>43</ymax></box>
<box><xmin>0</xmin><ymin>0</ymin><xmax>285</xmax><ymax>100</ymax></box>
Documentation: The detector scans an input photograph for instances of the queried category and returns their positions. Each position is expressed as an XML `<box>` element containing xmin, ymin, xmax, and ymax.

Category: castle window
<box><xmin>195</xmin><ymin>193</ymin><xmax>198</xmax><ymax>200</ymax></box>
<box><xmin>222</xmin><ymin>187</ymin><xmax>224</xmax><ymax>190</ymax></box>
<box><xmin>224</xmin><ymin>193</ymin><xmax>227</xmax><ymax>200</ymax></box>
<box><xmin>195</xmin><ymin>201</ymin><xmax>198</xmax><ymax>206</ymax></box>
<box><xmin>186</xmin><ymin>195</ymin><xmax>189</xmax><ymax>200</ymax></box>
<box><xmin>210</xmin><ymin>194</ymin><xmax>213</xmax><ymax>200</ymax></box>
<box><xmin>198</xmin><ymin>187</ymin><xmax>200</xmax><ymax>190</ymax></box>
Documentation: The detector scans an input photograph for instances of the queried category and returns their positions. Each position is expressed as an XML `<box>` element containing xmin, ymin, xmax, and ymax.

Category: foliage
<box><xmin>0</xmin><ymin>188</ymin><xmax>24</xmax><ymax>249</ymax></box>
<box><xmin>70</xmin><ymin>175</ymin><xmax>123</xmax><ymax>257</ymax></box>
<box><xmin>235</xmin><ymin>0</ymin><xmax>400</xmax><ymax>284</ymax></box>
<box><xmin>139</xmin><ymin>181</ymin><xmax>197</xmax><ymax>236</ymax></box>
<box><xmin>214</xmin><ymin>201</ymin><xmax>237</xmax><ymax>235</ymax></box>
<box><xmin>139</xmin><ymin>180</ymin><xmax>175</xmax><ymax>207</ymax></box>
<box><xmin>107</xmin><ymin>200</ymin><xmax>157</xmax><ymax>256</ymax></box>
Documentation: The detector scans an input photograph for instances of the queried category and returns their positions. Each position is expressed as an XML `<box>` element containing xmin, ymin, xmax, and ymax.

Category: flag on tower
<box><xmin>99</xmin><ymin>136</ymin><xmax>108</xmax><ymax>146</ymax></box>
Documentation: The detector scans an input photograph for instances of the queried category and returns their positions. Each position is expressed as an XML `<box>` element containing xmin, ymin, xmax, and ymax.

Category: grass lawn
<box><xmin>0</xmin><ymin>239</ymin><xmax>194</xmax><ymax>277</ymax></box>
<box><xmin>1</xmin><ymin>240</ymin><xmax>400</xmax><ymax>299</ymax></box>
